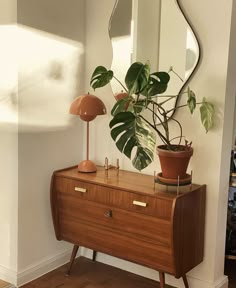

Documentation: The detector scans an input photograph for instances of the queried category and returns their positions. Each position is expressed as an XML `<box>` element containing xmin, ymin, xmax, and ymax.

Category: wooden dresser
<box><xmin>50</xmin><ymin>166</ymin><xmax>206</xmax><ymax>288</ymax></box>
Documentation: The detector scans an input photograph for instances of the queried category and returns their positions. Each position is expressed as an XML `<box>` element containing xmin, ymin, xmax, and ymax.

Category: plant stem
<box><xmin>150</xmin><ymin>95</ymin><xmax>178</xmax><ymax>98</ymax></box>
<box><xmin>150</xmin><ymin>100</ymin><xmax>166</xmax><ymax>115</ymax></box>
<box><xmin>146</xmin><ymin>106</ymin><xmax>163</xmax><ymax>126</ymax></box>
<box><xmin>169</xmin><ymin>135</ymin><xmax>184</xmax><ymax>144</ymax></box>
<box><xmin>169</xmin><ymin>66</ymin><xmax>184</xmax><ymax>82</ymax></box>
<box><xmin>113</xmin><ymin>76</ymin><xmax>128</xmax><ymax>92</ymax></box>
<box><xmin>139</xmin><ymin>115</ymin><xmax>170</xmax><ymax>147</ymax></box>
<box><xmin>168</xmin><ymin>117</ymin><xmax>183</xmax><ymax>145</ymax></box>
<box><xmin>166</xmin><ymin>101</ymin><xmax>204</xmax><ymax>115</ymax></box>
<box><xmin>157</xmin><ymin>96</ymin><xmax>175</xmax><ymax>107</ymax></box>
<box><xmin>148</xmin><ymin>101</ymin><xmax>170</xmax><ymax>143</ymax></box>
<box><xmin>152</xmin><ymin>102</ymin><xmax>156</xmax><ymax>129</ymax></box>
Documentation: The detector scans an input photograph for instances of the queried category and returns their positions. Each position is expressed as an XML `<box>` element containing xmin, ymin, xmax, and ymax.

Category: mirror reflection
<box><xmin>109</xmin><ymin>0</ymin><xmax>200</xmax><ymax>114</ymax></box>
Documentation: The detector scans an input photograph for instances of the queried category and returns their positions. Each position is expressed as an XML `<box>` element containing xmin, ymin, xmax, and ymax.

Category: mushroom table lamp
<box><xmin>70</xmin><ymin>94</ymin><xmax>106</xmax><ymax>172</ymax></box>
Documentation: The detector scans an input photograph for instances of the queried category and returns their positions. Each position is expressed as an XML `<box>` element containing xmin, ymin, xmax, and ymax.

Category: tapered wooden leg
<box><xmin>159</xmin><ymin>272</ymin><xmax>165</xmax><ymax>288</ymax></box>
<box><xmin>182</xmin><ymin>274</ymin><xmax>189</xmax><ymax>288</ymax></box>
<box><xmin>92</xmin><ymin>250</ymin><xmax>97</xmax><ymax>261</ymax></box>
<box><xmin>66</xmin><ymin>245</ymin><xmax>79</xmax><ymax>276</ymax></box>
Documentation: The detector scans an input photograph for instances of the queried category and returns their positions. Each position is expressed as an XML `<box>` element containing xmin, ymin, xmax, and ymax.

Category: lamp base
<box><xmin>78</xmin><ymin>160</ymin><xmax>97</xmax><ymax>173</ymax></box>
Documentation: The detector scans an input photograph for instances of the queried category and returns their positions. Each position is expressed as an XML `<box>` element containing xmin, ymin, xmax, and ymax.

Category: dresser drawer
<box><xmin>55</xmin><ymin>177</ymin><xmax>109</xmax><ymax>204</ymax></box>
<box><xmin>58</xmin><ymin>195</ymin><xmax>171</xmax><ymax>246</ymax></box>
<box><xmin>110</xmin><ymin>189</ymin><xmax>173</xmax><ymax>220</ymax></box>
<box><xmin>60</xmin><ymin>217</ymin><xmax>174</xmax><ymax>274</ymax></box>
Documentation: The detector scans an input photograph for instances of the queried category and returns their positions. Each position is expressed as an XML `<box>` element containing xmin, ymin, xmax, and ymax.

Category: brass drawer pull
<box><xmin>133</xmin><ymin>200</ymin><xmax>147</xmax><ymax>207</ymax></box>
<box><xmin>74</xmin><ymin>187</ymin><xmax>87</xmax><ymax>193</ymax></box>
<box><xmin>104</xmin><ymin>210</ymin><xmax>112</xmax><ymax>218</ymax></box>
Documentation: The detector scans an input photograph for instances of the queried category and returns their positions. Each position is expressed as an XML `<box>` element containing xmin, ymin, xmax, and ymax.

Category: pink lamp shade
<box><xmin>69</xmin><ymin>93</ymin><xmax>106</xmax><ymax>173</ymax></box>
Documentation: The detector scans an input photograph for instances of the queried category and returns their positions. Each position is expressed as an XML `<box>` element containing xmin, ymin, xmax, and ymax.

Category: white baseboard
<box><xmin>3</xmin><ymin>248</ymin><xmax>228</xmax><ymax>288</ymax></box>
<box><xmin>81</xmin><ymin>250</ymin><xmax>229</xmax><ymax>288</ymax></box>
<box><xmin>167</xmin><ymin>274</ymin><xmax>228</xmax><ymax>288</ymax></box>
<box><xmin>0</xmin><ymin>265</ymin><xmax>17</xmax><ymax>286</ymax></box>
<box><xmin>213</xmin><ymin>276</ymin><xmax>228</xmax><ymax>288</ymax></box>
<box><xmin>16</xmin><ymin>249</ymin><xmax>74</xmax><ymax>287</ymax></box>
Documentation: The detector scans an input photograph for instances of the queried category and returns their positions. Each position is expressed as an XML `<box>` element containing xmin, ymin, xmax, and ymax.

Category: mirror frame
<box><xmin>108</xmin><ymin>0</ymin><xmax>201</xmax><ymax>120</ymax></box>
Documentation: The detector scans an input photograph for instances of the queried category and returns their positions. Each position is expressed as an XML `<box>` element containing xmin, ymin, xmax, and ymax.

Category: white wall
<box><xmin>0</xmin><ymin>0</ymin><xmax>86</xmax><ymax>286</ymax></box>
<box><xmin>84</xmin><ymin>1</ymin><xmax>236</xmax><ymax>288</ymax></box>
<box><xmin>0</xmin><ymin>129</ymin><xmax>18</xmax><ymax>284</ymax></box>
<box><xmin>0</xmin><ymin>0</ymin><xmax>16</xmax><ymax>24</ymax></box>
<box><xmin>0</xmin><ymin>0</ymin><xmax>18</xmax><ymax>284</ymax></box>
<box><xmin>17</xmin><ymin>130</ymin><xmax>82</xmax><ymax>286</ymax></box>
<box><xmin>16</xmin><ymin>0</ymin><xmax>86</xmax><ymax>285</ymax></box>
<box><xmin>1</xmin><ymin>0</ymin><xmax>235</xmax><ymax>287</ymax></box>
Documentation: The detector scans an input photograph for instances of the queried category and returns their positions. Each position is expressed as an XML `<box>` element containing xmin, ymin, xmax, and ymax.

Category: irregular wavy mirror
<box><xmin>109</xmin><ymin>0</ymin><xmax>200</xmax><ymax>118</ymax></box>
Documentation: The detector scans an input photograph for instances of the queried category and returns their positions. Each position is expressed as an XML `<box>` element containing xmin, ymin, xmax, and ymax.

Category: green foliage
<box><xmin>125</xmin><ymin>62</ymin><xmax>150</xmax><ymax>95</ymax></box>
<box><xmin>144</xmin><ymin>72</ymin><xmax>170</xmax><ymax>96</ymax></box>
<box><xmin>111</xmin><ymin>97</ymin><xmax>132</xmax><ymax>116</ymax></box>
<box><xmin>187</xmin><ymin>87</ymin><xmax>196</xmax><ymax>114</ymax></box>
<box><xmin>109</xmin><ymin>112</ymin><xmax>156</xmax><ymax>171</ymax></box>
<box><xmin>200</xmin><ymin>97</ymin><xmax>214</xmax><ymax>132</ymax></box>
<box><xmin>90</xmin><ymin>61</ymin><xmax>215</xmax><ymax>171</ymax></box>
<box><xmin>90</xmin><ymin>66</ymin><xmax>113</xmax><ymax>90</ymax></box>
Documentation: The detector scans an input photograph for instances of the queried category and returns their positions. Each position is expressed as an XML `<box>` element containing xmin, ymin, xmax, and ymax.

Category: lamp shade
<box><xmin>69</xmin><ymin>94</ymin><xmax>106</xmax><ymax>121</ymax></box>
<box><xmin>69</xmin><ymin>93</ymin><xmax>106</xmax><ymax>173</ymax></box>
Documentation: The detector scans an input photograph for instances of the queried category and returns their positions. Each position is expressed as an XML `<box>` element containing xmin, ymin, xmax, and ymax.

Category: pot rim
<box><xmin>157</xmin><ymin>144</ymin><xmax>193</xmax><ymax>157</ymax></box>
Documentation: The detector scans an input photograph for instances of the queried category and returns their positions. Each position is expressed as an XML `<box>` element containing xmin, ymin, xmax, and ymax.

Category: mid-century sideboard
<box><xmin>50</xmin><ymin>166</ymin><xmax>206</xmax><ymax>288</ymax></box>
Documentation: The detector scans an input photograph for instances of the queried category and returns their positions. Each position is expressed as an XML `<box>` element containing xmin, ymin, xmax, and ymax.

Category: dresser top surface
<box><xmin>53</xmin><ymin>166</ymin><xmax>203</xmax><ymax>200</ymax></box>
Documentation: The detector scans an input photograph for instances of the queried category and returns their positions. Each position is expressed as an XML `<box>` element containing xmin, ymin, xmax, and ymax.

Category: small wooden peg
<box><xmin>190</xmin><ymin>170</ymin><xmax>193</xmax><ymax>191</ymax></box>
<box><xmin>177</xmin><ymin>176</ymin><xmax>180</xmax><ymax>195</ymax></box>
<box><xmin>104</xmin><ymin>157</ymin><xmax>109</xmax><ymax>170</ymax></box>
<box><xmin>116</xmin><ymin>159</ymin><xmax>120</xmax><ymax>169</ymax></box>
<box><xmin>154</xmin><ymin>171</ymin><xmax>156</xmax><ymax>190</ymax></box>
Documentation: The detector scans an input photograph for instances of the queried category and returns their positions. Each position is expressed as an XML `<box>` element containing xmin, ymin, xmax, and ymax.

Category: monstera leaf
<box><xmin>200</xmin><ymin>97</ymin><xmax>214</xmax><ymax>132</ymax></box>
<box><xmin>109</xmin><ymin>111</ymin><xmax>156</xmax><ymax>171</ymax></box>
<box><xmin>111</xmin><ymin>97</ymin><xmax>132</xmax><ymax>116</ymax></box>
<box><xmin>143</xmin><ymin>72</ymin><xmax>170</xmax><ymax>96</ymax></box>
<box><xmin>90</xmin><ymin>66</ymin><xmax>113</xmax><ymax>90</ymax></box>
<box><xmin>125</xmin><ymin>62</ymin><xmax>150</xmax><ymax>96</ymax></box>
<box><xmin>187</xmin><ymin>87</ymin><xmax>196</xmax><ymax>114</ymax></box>
<box><xmin>124</xmin><ymin>62</ymin><xmax>170</xmax><ymax>98</ymax></box>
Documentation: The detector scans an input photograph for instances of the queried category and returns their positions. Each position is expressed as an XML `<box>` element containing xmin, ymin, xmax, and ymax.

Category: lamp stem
<box><xmin>86</xmin><ymin>121</ymin><xmax>89</xmax><ymax>161</ymax></box>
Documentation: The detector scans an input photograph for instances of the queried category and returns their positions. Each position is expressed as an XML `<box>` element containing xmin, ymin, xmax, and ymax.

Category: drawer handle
<box><xmin>104</xmin><ymin>210</ymin><xmax>112</xmax><ymax>218</ymax></box>
<box><xmin>74</xmin><ymin>187</ymin><xmax>87</xmax><ymax>193</ymax></box>
<box><xmin>133</xmin><ymin>200</ymin><xmax>147</xmax><ymax>207</ymax></box>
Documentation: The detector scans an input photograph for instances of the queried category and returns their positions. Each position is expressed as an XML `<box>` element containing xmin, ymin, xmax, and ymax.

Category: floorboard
<box><xmin>0</xmin><ymin>280</ymin><xmax>11</xmax><ymax>288</ymax></box>
<box><xmin>225</xmin><ymin>259</ymin><xmax>236</xmax><ymax>288</ymax></box>
<box><xmin>20</xmin><ymin>257</ymin><xmax>174</xmax><ymax>288</ymax></box>
<box><xmin>16</xmin><ymin>257</ymin><xmax>236</xmax><ymax>288</ymax></box>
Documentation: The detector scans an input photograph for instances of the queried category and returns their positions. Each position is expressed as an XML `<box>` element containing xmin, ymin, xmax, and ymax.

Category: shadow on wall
<box><xmin>0</xmin><ymin>24</ymin><xmax>84</xmax><ymax>132</ymax></box>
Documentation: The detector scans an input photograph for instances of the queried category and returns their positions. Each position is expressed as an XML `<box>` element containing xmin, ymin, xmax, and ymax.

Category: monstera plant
<box><xmin>90</xmin><ymin>62</ymin><xmax>214</xmax><ymax>176</ymax></box>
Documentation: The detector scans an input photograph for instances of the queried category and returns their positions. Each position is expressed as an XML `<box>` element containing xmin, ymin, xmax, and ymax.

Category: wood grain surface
<box><xmin>0</xmin><ymin>280</ymin><xmax>10</xmax><ymax>288</ymax></box>
<box><xmin>51</xmin><ymin>165</ymin><xmax>206</xmax><ymax>287</ymax></box>
<box><xmin>20</xmin><ymin>257</ymin><xmax>174</xmax><ymax>288</ymax></box>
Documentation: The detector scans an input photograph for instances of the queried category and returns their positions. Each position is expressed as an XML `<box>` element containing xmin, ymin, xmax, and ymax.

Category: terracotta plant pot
<box><xmin>114</xmin><ymin>92</ymin><xmax>128</xmax><ymax>101</ymax></box>
<box><xmin>114</xmin><ymin>92</ymin><xmax>130</xmax><ymax>111</ymax></box>
<box><xmin>157</xmin><ymin>145</ymin><xmax>193</xmax><ymax>180</ymax></box>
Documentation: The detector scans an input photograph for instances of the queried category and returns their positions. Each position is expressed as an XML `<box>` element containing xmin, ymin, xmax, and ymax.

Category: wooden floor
<box><xmin>0</xmin><ymin>280</ymin><xmax>11</xmax><ymax>288</ymax></box>
<box><xmin>225</xmin><ymin>259</ymin><xmax>236</xmax><ymax>288</ymax></box>
<box><xmin>20</xmin><ymin>257</ymin><xmax>174</xmax><ymax>288</ymax></box>
<box><xmin>9</xmin><ymin>257</ymin><xmax>235</xmax><ymax>288</ymax></box>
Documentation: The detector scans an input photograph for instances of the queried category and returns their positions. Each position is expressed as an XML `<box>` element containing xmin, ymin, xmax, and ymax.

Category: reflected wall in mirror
<box><xmin>109</xmin><ymin>0</ymin><xmax>200</xmax><ymax>116</ymax></box>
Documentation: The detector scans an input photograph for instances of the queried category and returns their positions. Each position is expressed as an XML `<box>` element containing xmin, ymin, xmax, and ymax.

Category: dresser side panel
<box><xmin>50</xmin><ymin>173</ymin><xmax>61</xmax><ymax>240</ymax></box>
<box><xmin>173</xmin><ymin>186</ymin><xmax>206</xmax><ymax>278</ymax></box>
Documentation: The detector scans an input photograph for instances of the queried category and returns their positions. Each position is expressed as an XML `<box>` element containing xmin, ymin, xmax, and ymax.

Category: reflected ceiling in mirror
<box><xmin>109</xmin><ymin>0</ymin><xmax>200</xmax><ymax>115</ymax></box>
